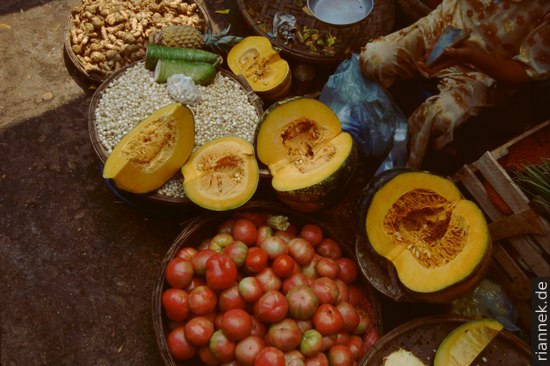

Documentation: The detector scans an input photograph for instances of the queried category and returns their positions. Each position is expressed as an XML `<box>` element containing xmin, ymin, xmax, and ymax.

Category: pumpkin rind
<box><xmin>103</xmin><ymin>102</ymin><xmax>195</xmax><ymax>194</ymax></box>
<box><xmin>365</xmin><ymin>171</ymin><xmax>490</xmax><ymax>293</ymax></box>
<box><xmin>256</xmin><ymin>97</ymin><xmax>356</xmax><ymax>212</ymax></box>
<box><xmin>434</xmin><ymin>318</ymin><xmax>503</xmax><ymax>366</ymax></box>
<box><xmin>182</xmin><ymin>136</ymin><xmax>259</xmax><ymax>211</ymax></box>
<box><xmin>227</xmin><ymin>36</ymin><xmax>291</xmax><ymax>98</ymax></box>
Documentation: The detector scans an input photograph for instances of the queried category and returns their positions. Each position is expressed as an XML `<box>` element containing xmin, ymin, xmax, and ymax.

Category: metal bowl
<box><xmin>307</xmin><ymin>0</ymin><xmax>374</xmax><ymax>26</ymax></box>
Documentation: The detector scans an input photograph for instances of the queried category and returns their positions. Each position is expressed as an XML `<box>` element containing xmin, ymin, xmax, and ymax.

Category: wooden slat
<box><xmin>506</xmin><ymin>235</ymin><xmax>550</xmax><ymax>277</ymax></box>
<box><xmin>489</xmin><ymin>209</ymin><xmax>547</xmax><ymax>241</ymax></box>
<box><xmin>473</xmin><ymin>152</ymin><xmax>531</xmax><ymax>213</ymax></box>
<box><xmin>491</xmin><ymin>120</ymin><xmax>550</xmax><ymax>160</ymax></box>
<box><xmin>491</xmin><ymin>244</ymin><xmax>531</xmax><ymax>300</ymax></box>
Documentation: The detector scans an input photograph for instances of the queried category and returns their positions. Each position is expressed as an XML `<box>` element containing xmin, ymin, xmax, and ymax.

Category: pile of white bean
<box><xmin>94</xmin><ymin>61</ymin><xmax>261</xmax><ymax>198</ymax></box>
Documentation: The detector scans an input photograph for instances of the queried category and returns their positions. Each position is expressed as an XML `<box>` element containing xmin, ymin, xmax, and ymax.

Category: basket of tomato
<box><xmin>152</xmin><ymin>201</ymin><xmax>382</xmax><ymax>365</ymax></box>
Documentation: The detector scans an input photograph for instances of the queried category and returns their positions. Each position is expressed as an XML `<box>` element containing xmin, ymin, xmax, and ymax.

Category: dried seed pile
<box><xmin>69</xmin><ymin>0</ymin><xmax>205</xmax><ymax>77</ymax></box>
<box><xmin>94</xmin><ymin>62</ymin><xmax>260</xmax><ymax>198</ymax></box>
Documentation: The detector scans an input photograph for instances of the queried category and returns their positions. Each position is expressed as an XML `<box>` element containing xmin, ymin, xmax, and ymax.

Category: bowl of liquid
<box><xmin>307</xmin><ymin>0</ymin><xmax>374</xmax><ymax>26</ymax></box>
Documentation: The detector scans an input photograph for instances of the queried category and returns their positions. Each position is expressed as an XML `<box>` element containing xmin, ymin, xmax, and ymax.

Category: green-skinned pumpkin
<box><xmin>255</xmin><ymin>97</ymin><xmax>356</xmax><ymax>212</ymax></box>
<box><xmin>103</xmin><ymin>103</ymin><xmax>195</xmax><ymax>194</ymax></box>
<box><xmin>182</xmin><ymin>136</ymin><xmax>259</xmax><ymax>211</ymax></box>
<box><xmin>364</xmin><ymin>170</ymin><xmax>491</xmax><ymax>294</ymax></box>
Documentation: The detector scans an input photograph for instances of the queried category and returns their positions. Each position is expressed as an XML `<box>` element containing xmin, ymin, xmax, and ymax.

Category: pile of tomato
<box><xmin>160</xmin><ymin>211</ymin><xmax>380</xmax><ymax>366</ymax></box>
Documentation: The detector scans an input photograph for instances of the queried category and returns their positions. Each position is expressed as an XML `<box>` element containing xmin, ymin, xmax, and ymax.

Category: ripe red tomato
<box><xmin>184</xmin><ymin>316</ymin><xmax>214</xmax><ymax>347</ymax></box>
<box><xmin>305</xmin><ymin>352</ymin><xmax>329</xmax><ymax>366</ymax></box>
<box><xmin>296</xmin><ymin>319</ymin><xmax>313</xmax><ymax>333</ymax></box>
<box><xmin>205</xmin><ymin>253</ymin><xmax>238</xmax><ymax>290</ymax></box>
<box><xmin>176</xmin><ymin>247</ymin><xmax>198</xmax><ymax>261</ymax></box>
<box><xmin>250</xmin><ymin>315</ymin><xmax>268</xmax><ymax>338</ymax></box>
<box><xmin>218</xmin><ymin>219</ymin><xmax>235</xmax><ymax>234</ymax></box>
<box><xmin>315</xmin><ymin>257</ymin><xmax>340</xmax><ymax>279</ymax></box>
<box><xmin>300</xmin><ymin>329</ymin><xmax>323</xmax><ymax>357</ymax></box>
<box><xmin>166</xmin><ymin>326</ymin><xmax>196</xmax><ymax>361</ymax></box>
<box><xmin>253</xmin><ymin>290</ymin><xmax>289</xmax><ymax>324</ymax></box>
<box><xmin>301</xmin><ymin>254</ymin><xmax>321</xmax><ymax>278</ymax></box>
<box><xmin>316</xmin><ymin>239</ymin><xmax>342</xmax><ymax>259</ymax></box>
<box><xmin>254</xmin><ymin>346</ymin><xmax>285</xmax><ymax>366</ymax></box>
<box><xmin>256</xmin><ymin>267</ymin><xmax>282</xmax><ymax>292</ymax></box>
<box><xmin>361</xmin><ymin>327</ymin><xmax>380</xmax><ymax>356</ymax></box>
<box><xmin>245</xmin><ymin>247</ymin><xmax>268</xmax><ymax>274</ymax></box>
<box><xmin>238</xmin><ymin>276</ymin><xmax>264</xmax><ymax>303</ymax></box>
<box><xmin>336</xmin><ymin>258</ymin><xmax>358</xmax><ymax>284</ymax></box>
<box><xmin>284</xmin><ymin>350</ymin><xmax>306</xmax><ymax>366</ymax></box>
<box><xmin>266</xmin><ymin>318</ymin><xmax>302</xmax><ymax>352</ymax></box>
<box><xmin>222</xmin><ymin>308</ymin><xmax>253</xmax><ymax>341</ymax></box>
<box><xmin>311</xmin><ymin>277</ymin><xmax>340</xmax><ymax>305</ymax></box>
<box><xmin>288</xmin><ymin>238</ymin><xmax>316</xmax><ymax>265</ymax></box>
<box><xmin>209</xmin><ymin>329</ymin><xmax>236</xmax><ymax>363</ymax></box>
<box><xmin>274</xmin><ymin>230</ymin><xmax>294</xmax><ymax>243</ymax></box>
<box><xmin>282</xmin><ymin>272</ymin><xmax>310</xmax><ymax>294</ymax></box>
<box><xmin>353</xmin><ymin>308</ymin><xmax>371</xmax><ymax>335</ymax></box>
<box><xmin>313</xmin><ymin>304</ymin><xmax>344</xmax><ymax>336</ymax></box>
<box><xmin>235</xmin><ymin>335</ymin><xmax>265</xmax><ymax>366</ymax></box>
<box><xmin>188</xmin><ymin>285</ymin><xmax>217</xmax><ymax>315</ymax></box>
<box><xmin>335</xmin><ymin>332</ymin><xmax>350</xmax><ymax>345</ymax></box>
<box><xmin>219</xmin><ymin>284</ymin><xmax>247</xmax><ymax>312</ymax></box>
<box><xmin>185</xmin><ymin>276</ymin><xmax>205</xmax><ymax>292</ymax></box>
<box><xmin>346</xmin><ymin>335</ymin><xmax>363</xmax><ymax>361</ymax></box>
<box><xmin>232</xmin><ymin>218</ymin><xmax>257</xmax><ymax>246</ymax></box>
<box><xmin>165</xmin><ymin>258</ymin><xmax>194</xmax><ymax>289</ymax></box>
<box><xmin>162</xmin><ymin>288</ymin><xmax>190</xmax><ymax>323</ymax></box>
<box><xmin>223</xmin><ymin>241</ymin><xmax>249</xmax><ymax>268</ymax></box>
<box><xmin>260</xmin><ymin>236</ymin><xmax>289</xmax><ymax>259</ymax></box>
<box><xmin>347</xmin><ymin>285</ymin><xmax>364</xmax><ymax>307</ymax></box>
<box><xmin>286</xmin><ymin>285</ymin><xmax>319</xmax><ymax>320</ymax></box>
<box><xmin>299</xmin><ymin>224</ymin><xmax>324</xmax><ymax>246</ymax></box>
<box><xmin>198</xmin><ymin>346</ymin><xmax>221</xmax><ymax>366</ymax></box>
<box><xmin>272</xmin><ymin>255</ymin><xmax>296</xmax><ymax>278</ymax></box>
<box><xmin>335</xmin><ymin>279</ymin><xmax>350</xmax><ymax>304</ymax></box>
<box><xmin>336</xmin><ymin>301</ymin><xmax>360</xmax><ymax>332</ymax></box>
<box><xmin>192</xmin><ymin>249</ymin><xmax>217</xmax><ymax>276</ymax></box>
<box><xmin>328</xmin><ymin>345</ymin><xmax>353</xmax><ymax>366</ymax></box>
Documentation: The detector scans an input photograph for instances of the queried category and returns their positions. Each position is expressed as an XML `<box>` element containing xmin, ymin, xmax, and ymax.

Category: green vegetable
<box><xmin>513</xmin><ymin>159</ymin><xmax>550</xmax><ymax>217</ymax></box>
<box><xmin>145</xmin><ymin>44</ymin><xmax>222</xmax><ymax>70</ymax></box>
<box><xmin>154</xmin><ymin>59</ymin><xmax>217</xmax><ymax>85</ymax></box>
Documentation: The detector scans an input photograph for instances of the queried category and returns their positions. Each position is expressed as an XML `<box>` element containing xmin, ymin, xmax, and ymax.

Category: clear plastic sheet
<box><xmin>319</xmin><ymin>54</ymin><xmax>408</xmax><ymax>173</ymax></box>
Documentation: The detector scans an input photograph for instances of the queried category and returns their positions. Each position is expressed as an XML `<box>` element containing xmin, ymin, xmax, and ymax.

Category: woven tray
<box><xmin>88</xmin><ymin>62</ymin><xmax>264</xmax><ymax>206</ymax></box>
<box><xmin>235</xmin><ymin>0</ymin><xmax>395</xmax><ymax>64</ymax></box>
<box><xmin>64</xmin><ymin>0</ymin><xmax>211</xmax><ymax>84</ymax></box>
<box><xmin>152</xmin><ymin>200</ymin><xmax>384</xmax><ymax>366</ymax></box>
<box><xmin>360</xmin><ymin>314</ymin><xmax>531</xmax><ymax>365</ymax></box>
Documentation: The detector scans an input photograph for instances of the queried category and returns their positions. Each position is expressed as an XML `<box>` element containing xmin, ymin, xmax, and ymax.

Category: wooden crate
<box><xmin>453</xmin><ymin>120</ymin><xmax>550</xmax><ymax>332</ymax></box>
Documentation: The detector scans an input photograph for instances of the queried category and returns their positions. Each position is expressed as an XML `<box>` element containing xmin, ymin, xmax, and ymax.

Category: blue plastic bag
<box><xmin>319</xmin><ymin>54</ymin><xmax>408</xmax><ymax>172</ymax></box>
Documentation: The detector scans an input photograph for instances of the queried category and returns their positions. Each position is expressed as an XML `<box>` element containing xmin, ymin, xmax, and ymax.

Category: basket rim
<box><xmin>64</xmin><ymin>0</ymin><xmax>213</xmax><ymax>84</ymax></box>
<box><xmin>152</xmin><ymin>200</ymin><xmax>385</xmax><ymax>366</ymax></box>
<box><xmin>88</xmin><ymin>62</ymin><xmax>265</xmax><ymax>205</ymax></box>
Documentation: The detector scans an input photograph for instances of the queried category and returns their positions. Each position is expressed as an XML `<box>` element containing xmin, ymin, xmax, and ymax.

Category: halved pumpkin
<box><xmin>434</xmin><ymin>318</ymin><xmax>503</xmax><ymax>366</ymax></box>
<box><xmin>227</xmin><ymin>36</ymin><xmax>291</xmax><ymax>100</ymax></box>
<box><xmin>182</xmin><ymin>136</ymin><xmax>259</xmax><ymax>211</ymax></box>
<box><xmin>103</xmin><ymin>103</ymin><xmax>195</xmax><ymax>194</ymax></box>
<box><xmin>256</xmin><ymin>97</ymin><xmax>356</xmax><ymax>212</ymax></box>
<box><xmin>365</xmin><ymin>171</ymin><xmax>490</xmax><ymax>293</ymax></box>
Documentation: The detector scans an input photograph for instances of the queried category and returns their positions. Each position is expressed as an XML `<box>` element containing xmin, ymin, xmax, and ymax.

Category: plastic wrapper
<box><xmin>268</xmin><ymin>12</ymin><xmax>296</xmax><ymax>44</ymax></box>
<box><xmin>450</xmin><ymin>278</ymin><xmax>520</xmax><ymax>331</ymax></box>
<box><xmin>319</xmin><ymin>54</ymin><xmax>408</xmax><ymax>173</ymax></box>
<box><xmin>166</xmin><ymin>74</ymin><xmax>202</xmax><ymax>105</ymax></box>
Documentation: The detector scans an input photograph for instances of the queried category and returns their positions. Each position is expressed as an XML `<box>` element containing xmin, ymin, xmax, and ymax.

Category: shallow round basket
<box><xmin>354</xmin><ymin>168</ymin><xmax>492</xmax><ymax>303</ymax></box>
<box><xmin>64</xmin><ymin>0</ymin><xmax>212</xmax><ymax>84</ymax></box>
<box><xmin>235</xmin><ymin>0</ymin><xmax>396</xmax><ymax>65</ymax></box>
<box><xmin>360</xmin><ymin>314</ymin><xmax>530</xmax><ymax>365</ymax></box>
<box><xmin>88</xmin><ymin>62</ymin><xmax>264</xmax><ymax>206</ymax></box>
<box><xmin>152</xmin><ymin>200</ymin><xmax>384</xmax><ymax>365</ymax></box>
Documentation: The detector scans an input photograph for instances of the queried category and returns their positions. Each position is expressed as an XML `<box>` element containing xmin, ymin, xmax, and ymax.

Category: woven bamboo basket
<box><xmin>235</xmin><ymin>0</ymin><xmax>395</xmax><ymax>65</ymax></box>
<box><xmin>152</xmin><ymin>200</ymin><xmax>384</xmax><ymax>365</ymax></box>
<box><xmin>64</xmin><ymin>0</ymin><xmax>212</xmax><ymax>84</ymax></box>
<box><xmin>360</xmin><ymin>314</ymin><xmax>531</xmax><ymax>365</ymax></box>
<box><xmin>88</xmin><ymin>62</ymin><xmax>264</xmax><ymax>206</ymax></box>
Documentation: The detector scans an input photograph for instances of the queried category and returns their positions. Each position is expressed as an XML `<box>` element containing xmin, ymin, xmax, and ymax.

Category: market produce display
<box><xmin>256</xmin><ymin>97</ymin><xmax>357</xmax><ymax>212</ymax></box>
<box><xmin>227</xmin><ymin>36</ymin><xmax>292</xmax><ymax>101</ymax></box>
<box><xmin>155</xmin><ymin>208</ymin><xmax>381</xmax><ymax>365</ymax></box>
<box><xmin>182</xmin><ymin>136</ymin><xmax>260</xmax><ymax>211</ymax></box>
<box><xmin>150</xmin><ymin>24</ymin><xmax>242</xmax><ymax>52</ymax></box>
<box><xmin>92</xmin><ymin>61</ymin><xmax>261</xmax><ymax>200</ymax></box>
<box><xmin>68</xmin><ymin>0</ymin><xmax>207</xmax><ymax>79</ymax></box>
<box><xmin>102</xmin><ymin>102</ymin><xmax>195</xmax><ymax>194</ymax></box>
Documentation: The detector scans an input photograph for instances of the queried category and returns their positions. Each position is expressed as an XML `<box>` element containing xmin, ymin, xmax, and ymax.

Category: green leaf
<box><xmin>215</xmin><ymin>9</ymin><xmax>230</xmax><ymax>14</ymax></box>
